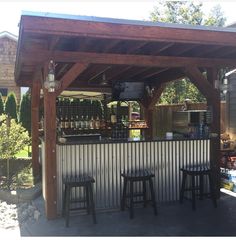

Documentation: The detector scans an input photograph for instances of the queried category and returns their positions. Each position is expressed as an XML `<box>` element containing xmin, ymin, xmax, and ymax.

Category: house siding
<box><xmin>0</xmin><ymin>35</ymin><xmax>20</xmax><ymax>102</ymax></box>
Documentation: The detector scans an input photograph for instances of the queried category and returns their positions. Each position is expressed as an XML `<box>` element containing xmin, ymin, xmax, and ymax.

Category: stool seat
<box><xmin>62</xmin><ymin>174</ymin><xmax>96</xmax><ymax>227</ymax></box>
<box><xmin>180</xmin><ymin>164</ymin><xmax>217</xmax><ymax>210</ymax></box>
<box><xmin>181</xmin><ymin>165</ymin><xmax>211</xmax><ymax>174</ymax></box>
<box><xmin>121</xmin><ymin>169</ymin><xmax>155</xmax><ymax>179</ymax></box>
<box><xmin>63</xmin><ymin>175</ymin><xmax>95</xmax><ymax>184</ymax></box>
<box><xmin>121</xmin><ymin>169</ymin><xmax>157</xmax><ymax>219</ymax></box>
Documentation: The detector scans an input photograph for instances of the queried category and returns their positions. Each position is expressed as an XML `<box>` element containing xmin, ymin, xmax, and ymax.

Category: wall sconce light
<box><xmin>221</xmin><ymin>78</ymin><xmax>228</xmax><ymax>94</ymax></box>
<box><xmin>44</xmin><ymin>60</ymin><xmax>60</xmax><ymax>92</ymax></box>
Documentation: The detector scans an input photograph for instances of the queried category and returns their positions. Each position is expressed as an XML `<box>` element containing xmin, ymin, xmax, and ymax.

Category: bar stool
<box><xmin>121</xmin><ymin>169</ymin><xmax>157</xmax><ymax>219</ymax></box>
<box><xmin>179</xmin><ymin>164</ymin><xmax>217</xmax><ymax>210</ymax></box>
<box><xmin>62</xmin><ymin>174</ymin><xmax>96</xmax><ymax>227</ymax></box>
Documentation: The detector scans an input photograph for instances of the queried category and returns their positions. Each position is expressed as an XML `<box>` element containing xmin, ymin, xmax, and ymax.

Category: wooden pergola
<box><xmin>15</xmin><ymin>11</ymin><xmax>236</xmax><ymax>219</ymax></box>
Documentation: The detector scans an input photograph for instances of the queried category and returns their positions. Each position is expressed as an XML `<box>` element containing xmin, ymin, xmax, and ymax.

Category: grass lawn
<box><xmin>16</xmin><ymin>146</ymin><xmax>32</xmax><ymax>158</ymax></box>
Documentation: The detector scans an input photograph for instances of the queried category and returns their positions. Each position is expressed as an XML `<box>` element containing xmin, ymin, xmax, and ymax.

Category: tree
<box><xmin>150</xmin><ymin>1</ymin><xmax>227</xmax><ymax>104</ymax></box>
<box><xmin>19</xmin><ymin>93</ymin><xmax>31</xmax><ymax>136</ymax></box>
<box><xmin>0</xmin><ymin>93</ymin><xmax>4</xmax><ymax>115</ymax></box>
<box><xmin>5</xmin><ymin>92</ymin><xmax>18</xmax><ymax>121</ymax></box>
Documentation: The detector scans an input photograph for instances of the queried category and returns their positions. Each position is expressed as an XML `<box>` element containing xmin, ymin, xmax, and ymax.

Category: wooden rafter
<box><xmin>55</xmin><ymin>63</ymin><xmax>89</xmax><ymax>96</ymax></box>
<box><xmin>20</xmin><ymin>50</ymin><xmax>236</xmax><ymax>68</ymax></box>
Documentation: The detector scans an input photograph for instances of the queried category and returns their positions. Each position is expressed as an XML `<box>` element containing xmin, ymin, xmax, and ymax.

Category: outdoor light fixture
<box><xmin>221</xmin><ymin>78</ymin><xmax>228</xmax><ymax>94</ymax></box>
<box><xmin>44</xmin><ymin>60</ymin><xmax>60</xmax><ymax>92</ymax></box>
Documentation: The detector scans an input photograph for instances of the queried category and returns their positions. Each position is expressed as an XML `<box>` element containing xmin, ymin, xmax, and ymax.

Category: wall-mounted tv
<box><xmin>112</xmin><ymin>81</ymin><xmax>144</xmax><ymax>101</ymax></box>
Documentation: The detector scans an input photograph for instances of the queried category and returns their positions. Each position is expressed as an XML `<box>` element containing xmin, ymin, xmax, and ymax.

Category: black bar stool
<box><xmin>62</xmin><ymin>174</ymin><xmax>96</xmax><ymax>227</ymax></box>
<box><xmin>121</xmin><ymin>169</ymin><xmax>157</xmax><ymax>219</ymax></box>
<box><xmin>179</xmin><ymin>164</ymin><xmax>217</xmax><ymax>210</ymax></box>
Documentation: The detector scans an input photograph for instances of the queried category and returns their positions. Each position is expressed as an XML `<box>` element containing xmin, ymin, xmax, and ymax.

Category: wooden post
<box><xmin>142</xmin><ymin>106</ymin><xmax>153</xmax><ymax>140</ymax></box>
<box><xmin>31</xmin><ymin>78</ymin><xmax>41</xmax><ymax>183</ymax></box>
<box><xmin>185</xmin><ymin>66</ymin><xmax>221</xmax><ymax>198</ymax></box>
<box><xmin>43</xmin><ymin>88</ymin><xmax>57</xmax><ymax>219</ymax></box>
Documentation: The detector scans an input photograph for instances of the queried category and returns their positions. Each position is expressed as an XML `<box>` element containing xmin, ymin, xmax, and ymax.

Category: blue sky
<box><xmin>1</xmin><ymin>1</ymin><xmax>236</xmax><ymax>36</ymax></box>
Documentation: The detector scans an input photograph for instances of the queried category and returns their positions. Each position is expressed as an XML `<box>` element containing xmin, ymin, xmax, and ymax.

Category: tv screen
<box><xmin>112</xmin><ymin>81</ymin><xmax>144</xmax><ymax>101</ymax></box>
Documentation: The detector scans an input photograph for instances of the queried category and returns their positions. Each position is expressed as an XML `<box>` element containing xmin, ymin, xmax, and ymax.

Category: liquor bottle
<box><xmin>95</xmin><ymin>116</ymin><xmax>100</xmax><ymax>130</ymax></box>
<box><xmin>85</xmin><ymin>115</ymin><xmax>89</xmax><ymax>130</ymax></box>
<box><xmin>75</xmin><ymin>115</ymin><xmax>80</xmax><ymax>130</ymax></box>
<box><xmin>70</xmin><ymin>113</ymin><xmax>74</xmax><ymax>130</ymax></box>
<box><xmin>64</xmin><ymin>113</ymin><xmax>69</xmax><ymax>129</ymax></box>
<box><xmin>89</xmin><ymin>116</ymin><xmax>95</xmax><ymax>129</ymax></box>
<box><xmin>81</xmin><ymin>115</ymin><xmax>85</xmax><ymax>130</ymax></box>
<box><xmin>110</xmin><ymin>105</ymin><xmax>117</xmax><ymax>124</ymax></box>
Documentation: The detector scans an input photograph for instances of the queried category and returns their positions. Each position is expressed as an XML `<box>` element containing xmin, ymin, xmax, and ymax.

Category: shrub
<box><xmin>5</xmin><ymin>92</ymin><xmax>18</xmax><ymax>121</ymax></box>
<box><xmin>0</xmin><ymin>114</ymin><xmax>30</xmax><ymax>159</ymax></box>
<box><xmin>19</xmin><ymin>93</ymin><xmax>31</xmax><ymax>136</ymax></box>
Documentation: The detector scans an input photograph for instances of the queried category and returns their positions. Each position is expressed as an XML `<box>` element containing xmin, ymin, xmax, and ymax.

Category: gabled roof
<box><xmin>0</xmin><ymin>31</ymin><xmax>18</xmax><ymax>42</ymax></box>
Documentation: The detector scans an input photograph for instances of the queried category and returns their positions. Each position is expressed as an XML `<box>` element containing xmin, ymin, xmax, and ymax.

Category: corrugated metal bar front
<box><xmin>56</xmin><ymin>139</ymin><xmax>210</xmax><ymax>214</ymax></box>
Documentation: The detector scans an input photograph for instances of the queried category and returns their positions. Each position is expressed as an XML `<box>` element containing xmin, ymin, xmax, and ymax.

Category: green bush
<box><xmin>0</xmin><ymin>114</ymin><xmax>30</xmax><ymax>159</ymax></box>
<box><xmin>19</xmin><ymin>93</ymin><xmax>31</xmax><ymax>136</ymax></box>
<box><xmin>5</xmin><ymin>92</ymin><xmax>18</xmax><ymax>121</ymax></box>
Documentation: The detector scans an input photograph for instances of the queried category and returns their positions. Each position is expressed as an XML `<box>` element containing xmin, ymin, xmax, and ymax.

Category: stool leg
<box><xmin>200</xmin><ymin>174</ymin><xmax>204</xmax><ymax>200</ymax></box>
<box><xmin>191</xmin><ymin>175</ymin><xmax>196</xmax><ymax>210</ymax></box>
<box><xmin>180</xmin><ymin>172</ymin><xmax>187</xmax><ymax>203</ymax></box>
<box><xmin>62</xmin><ymin>184</ymin><xmax>67</xmax><ymax>217</ymax></box>
<box><xmin>121</xmin><ymin>177</ymin><xmax>127</xmax><ymax>211</ymax></box>
<box><xmin>143</xmin><ymin>180</ymin><xmax>147</xmax><ymax>208</ymax></box>
<box><xmin>129</xmin><ymin>180</ymin><xmax>134</xmax><ymax>219</ymax></box>
<box><xmin>88</xmin><ymin>183</ymin><xmax>97</xmax><ymax>224</ymax></box>
<box><xmin>149</xmin><ymin>178</ymin><xmax>157</xmax><ymax>216</ymax></box>
<box><xmin>65</xmin><ymin>185</ymin><xmax>71</xmax><ymax>227</ymax></box>
<box><xmin>85</xmin><ymin>185</ymin><xmax>90</xmax><ymax>214</ymax></box>
<box><xmin>208</xmin><ymin>172</ymin><xmax>217</xmax><ymax>208</ymax></box>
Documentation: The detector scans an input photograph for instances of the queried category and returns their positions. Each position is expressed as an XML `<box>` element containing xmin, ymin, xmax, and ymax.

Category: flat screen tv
<box><xmin>112</xmin><ymin>81</ymin><xmax>144</xmax><ymax>101</ymax></box>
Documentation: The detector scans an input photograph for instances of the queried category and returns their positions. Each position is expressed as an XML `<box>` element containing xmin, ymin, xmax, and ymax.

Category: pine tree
<box><xmin>0</xmin><ymin>93</ymin><xmax>4</xmax><ymax>115</ymax></box>
<box><xmin>5</xmin><ymin>92</ymin><xmax>18</xmax><ymax>121</ymax></box>
<box><xmin>19</xmin><ymin>93</ymin><xmax>31</xmax><ymax>136</ymax></box>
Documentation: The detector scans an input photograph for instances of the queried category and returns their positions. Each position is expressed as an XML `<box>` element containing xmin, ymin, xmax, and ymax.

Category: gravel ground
<box><xmin>0</xmin><ymin>199</ymin><xmax>41</xmax><ymax>230</ymax></box>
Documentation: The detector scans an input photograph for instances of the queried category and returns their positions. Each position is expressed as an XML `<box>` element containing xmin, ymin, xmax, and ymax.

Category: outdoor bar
<box><xmin>14</xmin><ymin>11</ymin><xmax>236</xmax><ymax>219</ymax></box>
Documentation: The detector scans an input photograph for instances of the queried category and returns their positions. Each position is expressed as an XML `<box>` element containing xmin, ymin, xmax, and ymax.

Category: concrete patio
<box><xmin>17</xmin><ymin>191</ymin><xmax>236</xmax><ymax>236</ymax></box>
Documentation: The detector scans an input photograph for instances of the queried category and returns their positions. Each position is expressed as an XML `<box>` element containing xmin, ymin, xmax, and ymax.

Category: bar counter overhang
<box><xmin>14</xmin><ymin>11</ymin><xmax>234</xmax><ymax>219</ymax></box>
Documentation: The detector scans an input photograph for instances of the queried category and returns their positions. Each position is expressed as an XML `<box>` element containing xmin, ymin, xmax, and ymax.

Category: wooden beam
<box><xmin>21</xmin><ymin>50</ymin><xmax>236</xmax><ymax>68</ymax></box>
<box><xmin>43</xmin><ymin>88</ymin><xmax>57</xmax><ymax>219</ymax></box>
<box><xmin>55</xmin><ymin>63</ymin><xmax>89</xmax><ymax>96</ymax></box>
<box><xmin>21</xmin><ymin>15</ymin><xmax>236</xmax><ymax>46</ymax></box>
<box><xmin>207</xmin><ymin>68</ymin><xmax>218</xmax><ymax>86</ymax></box>
<box><xmin>184</xmin><ymin>66</ymin><xmax>221</xmax><ymax>134</ymax></box>
<box><xmin>31</xmin><ymin>72</ymin><xmax>41</xmax><ymax>182</ymax></box>
<box><xmin>184</xmin><ymin>66</ymin><xmax>219</xmax><ymax>102</ymax></box>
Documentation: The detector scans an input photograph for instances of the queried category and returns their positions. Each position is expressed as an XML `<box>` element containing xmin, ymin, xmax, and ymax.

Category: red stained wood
<box><xmin>184</xmin><ymin>66</ymin><xmax>220</xmax><ymax>134</ymax></box>
<box><xmin>21</xmin><ymin>15</ymin><xmax>236</xmax><ymax>46</ymax></box>
<box><xmin>31</xmin><ymin>75</ymin><xmax>41</xmax><ymax>181</ymax></box>
<box><xmin>55</xmin><ymin>62</ymin><xmax>88</xmax><ymax>96</ymax></box>
<box><xmin>43</xmin><ymin>88</ymin><xmax>57</xmax><ymax>219</ymax></box>
<box><xmin>21</xmin><ymin>49</ymin><xmax>236</xmax><ymax>68</ymax></box>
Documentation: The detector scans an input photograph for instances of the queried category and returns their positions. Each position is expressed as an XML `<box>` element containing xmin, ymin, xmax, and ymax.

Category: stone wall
<box><xmin>0</xmin><ymin>36</ymin><xmax>21</xmax><ymax>102</ymax></box>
